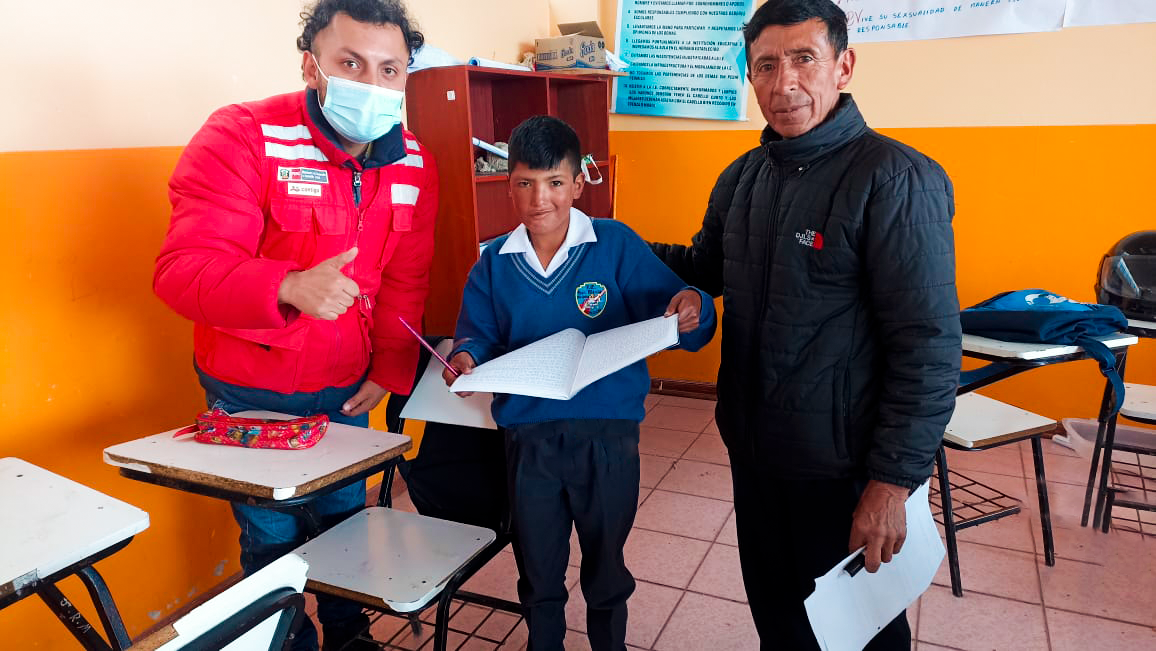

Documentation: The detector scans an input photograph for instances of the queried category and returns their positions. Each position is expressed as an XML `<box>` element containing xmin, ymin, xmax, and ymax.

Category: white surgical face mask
<box><xmin>313</xmin><ymin>53</ymin><xmax>404</xmax><ymax>144</ymax></box>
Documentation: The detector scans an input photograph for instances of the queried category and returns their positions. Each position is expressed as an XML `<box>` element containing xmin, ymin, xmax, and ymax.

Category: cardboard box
<box><xmin>535</xmin><ymin>21</ymin><xmax>606</xmax><ymax>71</ymax></box>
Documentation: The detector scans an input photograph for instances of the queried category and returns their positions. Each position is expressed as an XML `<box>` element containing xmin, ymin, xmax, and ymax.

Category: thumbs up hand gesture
<box><xmin>277</xmin><ymin>248</ymin><xmax>361</xmax><ymax>320</ymax></box>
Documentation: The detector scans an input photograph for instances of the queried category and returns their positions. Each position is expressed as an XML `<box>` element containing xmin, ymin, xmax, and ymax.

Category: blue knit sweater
<box><xmin>453</xmin><ymin>217</ymin><xmax>716</xmax><ymax>427</ymax></box>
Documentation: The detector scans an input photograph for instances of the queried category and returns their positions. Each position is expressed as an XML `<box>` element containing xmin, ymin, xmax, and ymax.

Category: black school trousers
<box><xmin>729</xmin><ymin>450</ymin><xmax>911</xmax><ymax>650</ymax></box>
<box><xmin>505</xmin><ymin>419</ymin><xmax>641</xmax><ymax>651</ymax></box>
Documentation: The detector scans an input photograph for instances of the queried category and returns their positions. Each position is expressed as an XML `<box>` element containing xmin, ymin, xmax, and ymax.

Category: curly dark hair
<box><xmin>297</xmin><ymin>0</ymin><xmax>425</xmax><ymax>54</ymax></box>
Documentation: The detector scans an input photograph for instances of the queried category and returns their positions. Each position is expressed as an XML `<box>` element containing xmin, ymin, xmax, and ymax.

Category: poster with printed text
<box><xmin>613</xmin><ymin>0</ymin><xmax>755</xmax><ymax>121</ymax></box>
<box><xmin>835</xmin><ymin>0</ymin><xmax>1067</xmax><ymax>43</ymax></box>
<box><xmin>1063</xmin><ymin>0</ymin><xmax>1156</xmax><ymax>28</ymax></box>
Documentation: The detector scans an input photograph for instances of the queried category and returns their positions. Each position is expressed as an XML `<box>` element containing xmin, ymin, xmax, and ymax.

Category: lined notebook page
<box><xmin>451</xmin><ymin>329</ymin><xmax>585</xmax><ymax>399</ymax></box>
<box><xmin>572</xmin><ymin>316</ymin><xmax>678</xmax><ymax>395</ymax></box>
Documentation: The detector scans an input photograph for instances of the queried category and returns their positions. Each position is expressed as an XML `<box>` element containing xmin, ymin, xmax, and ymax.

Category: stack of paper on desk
<box><xmin>805</xmin><ymin>482</ymin><xmax>944</xmax><ymax>651</ymax></box>
<box><xmin>449</xmin><ymin>315</ymin><xmax>678</xmax><ymax>400</ymax></box>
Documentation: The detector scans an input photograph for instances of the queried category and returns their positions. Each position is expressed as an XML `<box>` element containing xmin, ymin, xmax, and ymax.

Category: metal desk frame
<box><xmin>110</xmin><ymin>436</ymin><xmax>407</xmax><ymax>648</ymax></box>
<box><xmin>114</xmin><ymin>441</ymin><xmax>520</xmax><ymax>651</ymax></box>
<box><xmin>1</xmin><ymin>541</ymin><xmax>136</xmax><ymax>651</ymax></box>
<box><xmin>936</xmin><ymin>339</ymin><xmax>1131</xmax><ymax>596</ymax></box>
<box><xmin>1092</xmin><ymin>320</ymin><xmax>1156</xmax><ymax>533</ymax></box>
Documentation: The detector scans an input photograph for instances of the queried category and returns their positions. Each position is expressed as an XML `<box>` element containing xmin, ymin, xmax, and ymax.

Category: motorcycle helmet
<box><xmin>1096</xmin><ymin>230</ymin><xmax>1156</xmax><ymax>320</ymax></box>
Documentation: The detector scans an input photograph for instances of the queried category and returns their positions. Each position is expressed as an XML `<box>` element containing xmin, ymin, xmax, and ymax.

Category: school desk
<box><xmin>933</xmin><ymin>332</ymin><xmax>1136</xmax><ymax>596</ymax></box>
<box><xmin>1</xmin><ymin>457</ymin><xmax>149</xmax><ymax>650</ymax></box>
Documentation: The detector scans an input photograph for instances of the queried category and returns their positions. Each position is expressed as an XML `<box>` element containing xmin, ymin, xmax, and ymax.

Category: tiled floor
<box><xmin>312</xmin><ymin>395</ymin><xmax>1156</xmax><ymax>650</ymax></box>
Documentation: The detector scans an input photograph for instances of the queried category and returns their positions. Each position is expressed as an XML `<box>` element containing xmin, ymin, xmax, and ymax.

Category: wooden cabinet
<box><xmin>406</xmin><ymin>65</ymin><xmax>616</xmax><ymax>334</ymax></box>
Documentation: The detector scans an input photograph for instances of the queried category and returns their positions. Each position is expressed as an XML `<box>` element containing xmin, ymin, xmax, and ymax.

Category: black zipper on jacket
<box><xmin>754</xmin><ymin>160</ymin><xmax>812</xmax><ymax>323</ymax></box>
<box><xmin>755</xmin><ymin>158</ymin><xmax>788</xmax><ymax>329</ymax></box>
<box><xmin>352</xmin><ymin>170</ymin><xmax>363</xmax><ymax>206</ymax></box>
<box><xmin>749</xmin><ymin>158</ymin><xmax>814</xmax><ymax>398</ymax></box>
<box><xmin>740</xmin><ymin>155</ymin><xmax>787</xmax><ymax>454</ymax></box>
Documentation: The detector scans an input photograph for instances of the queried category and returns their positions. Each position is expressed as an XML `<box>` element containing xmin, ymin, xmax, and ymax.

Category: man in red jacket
<box><xmin>154</xmin><ymin>1</ymin><xmax>437</xmax><ymax>648</ymax></box>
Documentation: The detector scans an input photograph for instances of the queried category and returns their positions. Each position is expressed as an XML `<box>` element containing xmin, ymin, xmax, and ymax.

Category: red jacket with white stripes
<box><xmin>155</xmin><ymin>89</ymin><xmax>438</xmax><ymax>395</ymax></box>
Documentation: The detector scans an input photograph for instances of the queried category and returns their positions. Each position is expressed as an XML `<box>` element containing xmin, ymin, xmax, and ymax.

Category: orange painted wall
<box><xmin>2</xmin><ymin>1</ymin><xmax>1154</xmax><ymax>646</ymax></box>
<box><xmin>612</xmin><ymin>124</ymin><xmax>1156</xmax><ymax>421</ymax></box>
<box><xmin>0</xmin><ymin>145</ymin><xmax>422</xmax><ymax>648</ymax></box>
<box><xmin>2</xmin><ymin>0</ymin><xmax>535</xmax><ymax>644</ymax></box>
<box><xmin>0</xmin><ymin>147</ymin><xmax>242</xmax><ymax>645</ymax></box>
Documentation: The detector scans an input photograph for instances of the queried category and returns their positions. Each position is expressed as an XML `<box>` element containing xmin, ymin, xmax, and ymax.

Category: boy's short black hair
<box><xmin>743</xmin><ymin>0</ymin><xmax>848</xmax><ymax>58</ymax></box>
<box><xmin>507</xmin><ymin>116</ymin><xmax>582</xmax><ymax>178</ymax></box>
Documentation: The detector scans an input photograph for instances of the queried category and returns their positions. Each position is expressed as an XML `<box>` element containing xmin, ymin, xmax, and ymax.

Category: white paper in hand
<box><xmin>449</xmin><ymin>316</ymin><xmax>678</xmax><ymax>400</ymax></box>
<box><xmin>400</xmin><ymin>340</ymin><xmax>497</xmax><ymax>429</ymax></box>
<box><xmin>804</xmin><ymin>481</ymin><xmax>944</xmax><ymax>651</ymax></box>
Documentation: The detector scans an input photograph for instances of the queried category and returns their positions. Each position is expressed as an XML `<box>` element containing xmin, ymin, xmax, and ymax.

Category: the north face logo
<box><xmin>796</xmin><ymin>229</ymin><xmax>824</xmax><ymax>250</ymax></box>
<box><xmin>1024</xmin><ymin>292</ymin><xmax>1070</xmax><ymax>306</ymax></box>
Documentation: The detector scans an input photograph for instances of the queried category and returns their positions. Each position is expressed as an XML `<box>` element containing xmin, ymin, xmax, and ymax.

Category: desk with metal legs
<box><xmin>934</xmin><ymin>394</ymin><xmax>1057</xmax><ymax>597</ymax></box>
<box><xmin>954</xmin><ymin>332</ymin><xmax>1137</xmax><ymax>532</ymax></box>
<box><xmin>1087</xmin><ymin>319</ymin><xmax>1156</xmax><ymax>534</ymax></box>
<box><xmin>935</xmin><ymin>332</ymin><xmax>1137</xmax><ymax>596</ymax></box>
<box><xmin>1</xmin><ymin>458</ymin><xmax>149</xmax><ymax>650</ymax></box>
<box><xmin>103</xmin><ymin>411</ymin><xmax>411</xmax><ymax>535</ymax></box>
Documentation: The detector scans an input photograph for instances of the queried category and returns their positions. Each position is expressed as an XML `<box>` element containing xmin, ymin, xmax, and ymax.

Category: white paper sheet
<box><xmin>837</xmin><ymin>0</ymin><xmax>1067</xmax><ymax>44</ymax></box>
<box><xmin>450</xmin><ymin>316</ymin><xmax>679</xmax><ymax>400</ymax></box>
<box><xmin>805</xmin><ymin>481</ymin><xmax>944</xmax><ymax>651</ymax></box>
<box><xmin>451</xmin><ymin>329</ymin><xmax>585</xmax><ymax>399</ymax></box>
<box><xmin>573</xmin><ymin>316</ymin><xmax>678</xmax><ymax>394</ymax></box>
<box><xmin>467</xmin><ymin>57</ymin><xmax>532</xmax><ymax>72</ymax></box>
<box><xmin>1063</xmin><ymin>0</ymin><xmax>1156</xmax><ymax>27</ymax></box>
<box><xmin>400</xmin><ymin>340</ymin><xmax>497</xmax><ymax>429</ymax></box>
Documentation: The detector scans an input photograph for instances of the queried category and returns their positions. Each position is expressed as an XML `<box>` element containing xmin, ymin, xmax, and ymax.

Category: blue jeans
<box><xmin>197</xmin><ymin>366</ymin><xmax>371</xmax><ymax>651</ymax></box>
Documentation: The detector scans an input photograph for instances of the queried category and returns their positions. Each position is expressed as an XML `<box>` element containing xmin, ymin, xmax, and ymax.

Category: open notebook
<box><xmin>450</xmin><ymin>315</ymin><xmax>678</xmax><ymax>400</ymax></box>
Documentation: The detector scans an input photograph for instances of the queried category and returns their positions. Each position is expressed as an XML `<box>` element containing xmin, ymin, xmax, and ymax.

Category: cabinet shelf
<box><xmin>408</xmin><ymin>65</ymin><xmax>615</xmax><ymax>334</ymax></box>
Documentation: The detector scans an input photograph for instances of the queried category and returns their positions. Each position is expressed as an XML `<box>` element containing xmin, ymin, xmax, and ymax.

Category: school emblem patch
<box><xmin>575</xmin><ymin>281</ymin><xmax>608</xmax><ymax>318</ymax></box>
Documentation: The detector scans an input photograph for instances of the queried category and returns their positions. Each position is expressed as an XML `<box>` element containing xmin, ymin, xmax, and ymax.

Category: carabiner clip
<box><xmin>581</xmin><ymin>154</ymin><xmax>604</xmax><ymax>185</ymax></box>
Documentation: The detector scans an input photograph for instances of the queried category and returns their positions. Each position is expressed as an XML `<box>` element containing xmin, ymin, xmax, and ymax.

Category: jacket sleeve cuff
<box><xmin>450</xmin><ymin>343</ymin><xmax>486</xmax><ymax>367</ymax></box>
<box><xmin>866</xmin><ymin>468</ymin><xmax>927</xmax><ymax>491</ymax></box>
<box><xmin>671</xmin><ymin>287</ymin><xmax>717</xmax><ymax>352</ymax></box>
<box><xmin>695</xmin><ymin>288</ymin><xmax>717</xmax><ymax>329</ymax></box>
<box><xmin>233</xmin><ymin>258</ymin><xmax>303</xmax><ymax>328</ymax></box>
<box><xmin>368</xmin><ymin>346</ymin><xmax>420</xmax><ymax>396</ymax></box>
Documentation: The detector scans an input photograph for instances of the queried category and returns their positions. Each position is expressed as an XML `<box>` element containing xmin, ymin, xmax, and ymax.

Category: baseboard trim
<box><xmin>649</xmin><ymin>378</ymin><xmax>717</xmax><ymax>400</ymax></box>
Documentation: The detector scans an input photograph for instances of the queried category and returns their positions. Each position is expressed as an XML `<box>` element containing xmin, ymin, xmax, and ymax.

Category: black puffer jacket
<box><xmin>653</xmin><ymin>95</ymin><xmax>961</xmax><ymax>488</ymax></box>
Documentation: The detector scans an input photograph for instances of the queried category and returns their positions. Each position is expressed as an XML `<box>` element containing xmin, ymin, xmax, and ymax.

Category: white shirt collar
<box><xmin>498</xmin><ymin>207</ymin><xmax>598</xmax><ymax>277</ymax></box>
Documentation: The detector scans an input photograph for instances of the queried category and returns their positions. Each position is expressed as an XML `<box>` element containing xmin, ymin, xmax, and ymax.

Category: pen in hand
<box><xmin>845</xmin><ymin>552</ymin><xmax>867</xmax><ymax>577</ymax></box>
<box><xmin>397</xmin><ymin>316</ymin><xmax>461</xmax><ymax>377</ymax></box>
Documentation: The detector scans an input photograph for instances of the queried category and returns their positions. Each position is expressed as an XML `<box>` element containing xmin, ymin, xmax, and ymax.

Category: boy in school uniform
<box><xmin>442</xmin><ymin>115</ymin><xmax>716</xmax><ymax>651</ymax></box>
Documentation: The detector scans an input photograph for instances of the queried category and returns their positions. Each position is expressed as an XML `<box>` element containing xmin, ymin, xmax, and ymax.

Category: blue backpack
<box><xmin>960</xmin><ymin>290</ymin><xmax>1129</xmax><ymax>413</ymax></box>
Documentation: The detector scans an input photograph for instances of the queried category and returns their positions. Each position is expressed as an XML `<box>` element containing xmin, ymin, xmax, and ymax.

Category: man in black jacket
<box><xmin>653</xmin><ymin>1</ymin><xmax>961</xmax><ymax>648</ymax></box>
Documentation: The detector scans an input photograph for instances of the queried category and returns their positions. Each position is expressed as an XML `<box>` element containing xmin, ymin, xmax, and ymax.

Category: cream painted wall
<box><xmin>8</xmin><ymin>1</ymin><xmax>1142</xmax><ymax>151</ymax></box>
<box><xmin>549</xmin><ymin>0</ymin><xmax>601</xmax><ymax>31</ymax></box>
<box><xmin>2</xmin><ymin>1</ymin><xmax>302</xmax><ymax>152</ymax></box>
<box><xmin>597</xmin><ymin>0</ymin><xmax>1156</xmax><ymax>130</ymax></box>
<box><xmin>416</xmin><ymin>0</ymin><xmax>548</xmax><ymax>64</ymax></box>
<box><xmin>0</xmin><ymin>0</ymin><xmax>550</xmax><ymax>153</ymax></box>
